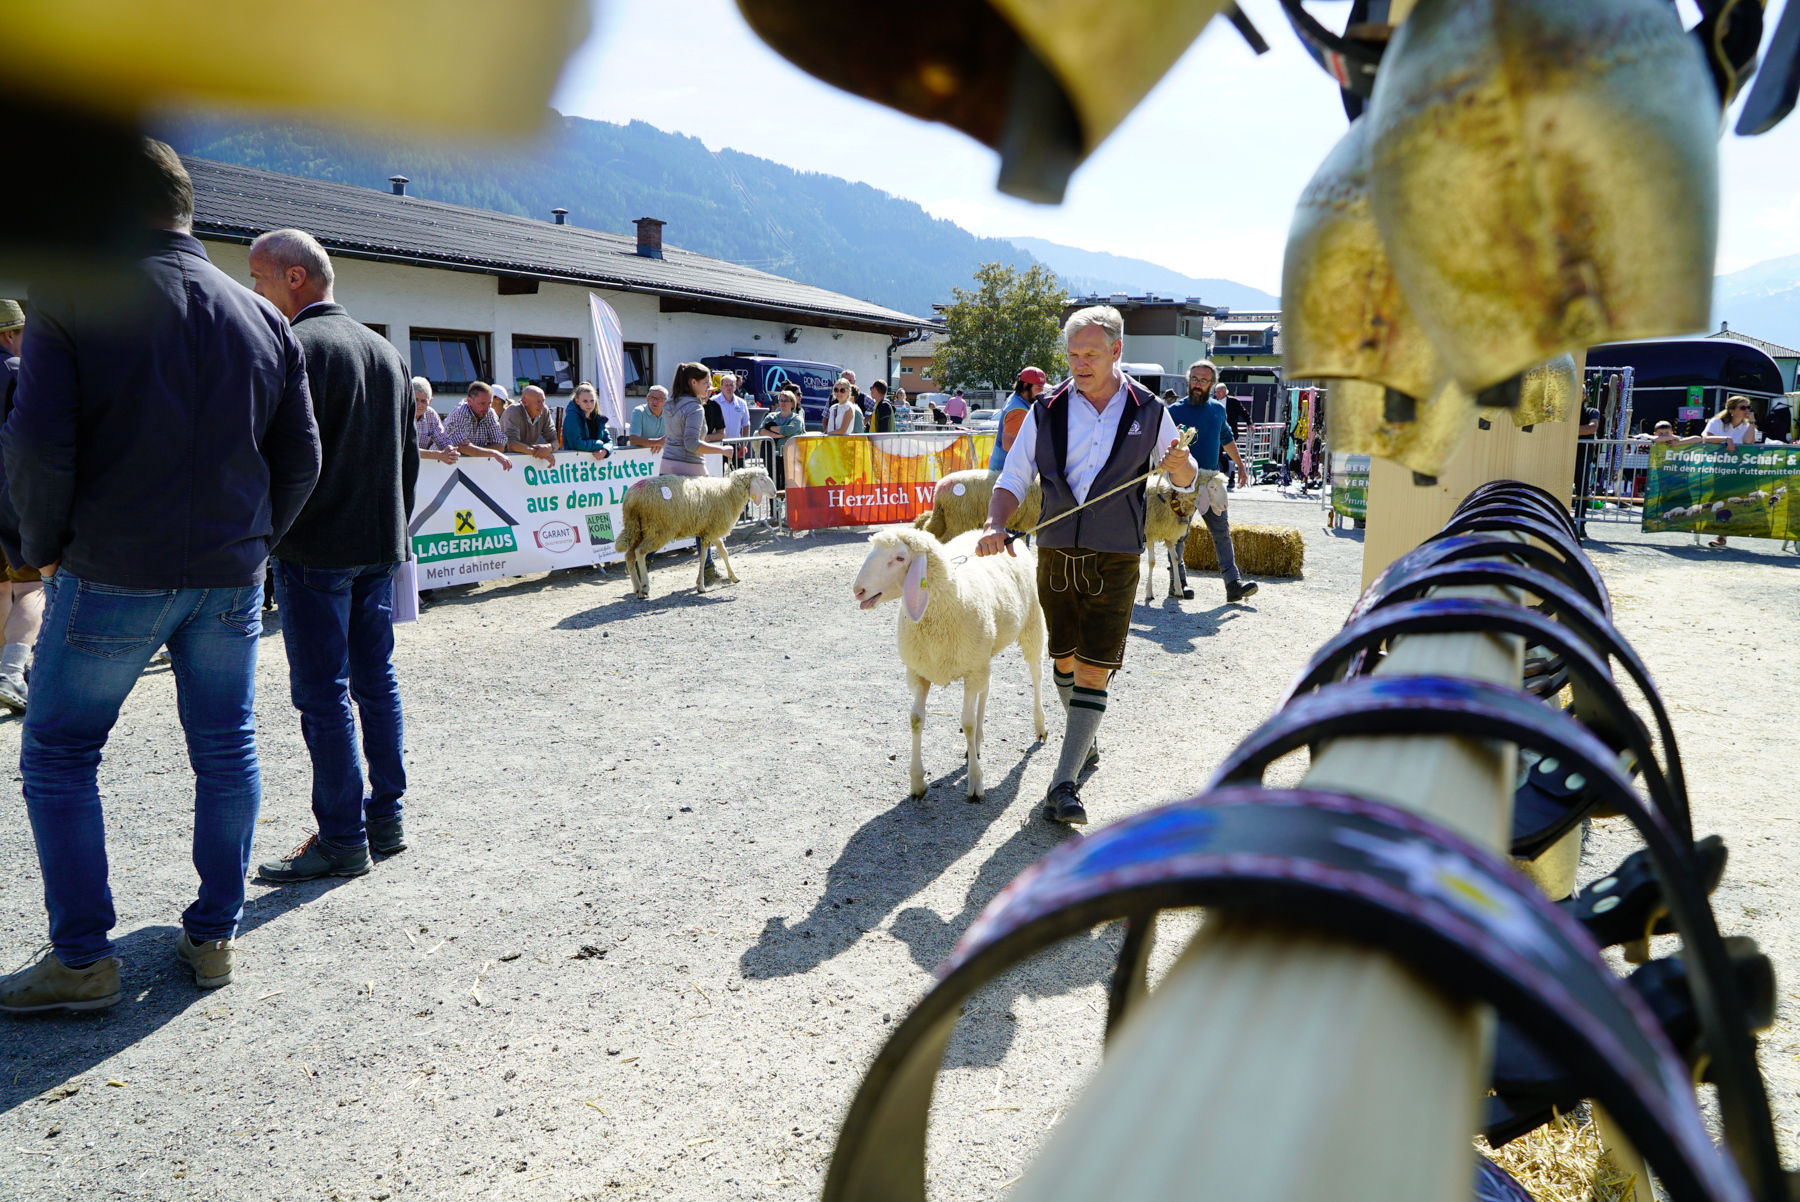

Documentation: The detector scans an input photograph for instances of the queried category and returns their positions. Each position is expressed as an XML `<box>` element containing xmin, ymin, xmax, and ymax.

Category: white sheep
<box><xmin>1141</xmin><ymin>475</ymin><xmax>1203</xmax><ymax>603</ymax></box>
<box><xmin>852</xmin><ymin>527</ymin><xmax>1047</xmax><ymax>803</ymax></box>
<box><xmin>913</xmin><ymin>470</ymin><xmax>1041</xmax><ymax>540</ymax></box>
<box><xmin>614</xmin><ymin>466</ymin><xmax>777</xmax><ymax>599</ymax></box>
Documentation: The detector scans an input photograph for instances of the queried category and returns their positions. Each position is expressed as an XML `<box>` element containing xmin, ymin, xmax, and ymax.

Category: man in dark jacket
<box><xmin>245</xmin><ymin>228</ymin><xmax>420</xmax><ymax>883</ymax></box>
<box><xmin>0</xmin><ymin>140</ymin><xmax>321</xmax><ymax>1012</ymax></box>
<box><xmin>979</xmin><ymin>305</ymin><xmax>1196</xmax><ymax>827</ymax></box>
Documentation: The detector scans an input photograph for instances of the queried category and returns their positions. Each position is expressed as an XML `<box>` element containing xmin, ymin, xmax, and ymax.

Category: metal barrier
<box><xmin>721</xmin><ymin>435</ymin><xmax>785</xmax><ymax>531</ymax></box>
<box><xmin>1574</xmin><ymin>437</ymin><xmax>1653</xmax><ymax>525</ymax></box>
<box><xmin>1239</xmin><ymin>422</ymin><xmax>1283</xmax><ymax>472</ymax></box>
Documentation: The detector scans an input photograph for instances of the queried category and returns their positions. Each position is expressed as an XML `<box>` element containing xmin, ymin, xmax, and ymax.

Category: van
<box><xmin>702</xmin><ymin>356</ymin><xmax>845</xmax><ymax>428</ymax></box>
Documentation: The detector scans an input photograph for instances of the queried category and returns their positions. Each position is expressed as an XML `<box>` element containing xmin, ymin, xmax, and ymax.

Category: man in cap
<box><xmin>0</xmin><ymin>300</ymin><xmax>41</xmax><ymax>712</ymax></box>
<box><xmin>989</xmin><ymin>366</ymin><xmax>1047</xmax><ymax>472</ymax></box>
<box><xmin>978</xmin><ymin>306</ymin><xmax>1196</xmax><ymax>826</ymax></box>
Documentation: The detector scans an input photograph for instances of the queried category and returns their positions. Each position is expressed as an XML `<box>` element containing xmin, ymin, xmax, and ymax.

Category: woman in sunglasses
<box><xmin>1700</xmin><ymin>395</ymin><xmax>1761</xmax><ymax>548</ymax></box>
<box><xmin>828</xmin><ymin>379</ymin><xmax>864</xmax><ymax>436</ymax></box>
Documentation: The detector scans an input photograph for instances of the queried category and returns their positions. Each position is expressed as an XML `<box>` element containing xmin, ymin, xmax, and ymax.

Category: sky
<box><xmin>550</xmin><ymin>0</ymin><xmax>1800</xmax><ymax>294</ymax></box>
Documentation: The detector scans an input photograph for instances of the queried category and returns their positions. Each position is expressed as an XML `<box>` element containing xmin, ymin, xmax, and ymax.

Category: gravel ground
<box><xmin>0</xmin><ymin>495</ymin><xmax>1793</xmax><ymax>1202</ymax></box>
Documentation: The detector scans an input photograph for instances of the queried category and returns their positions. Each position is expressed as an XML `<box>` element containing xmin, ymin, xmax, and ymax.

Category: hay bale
<box><xmin>1183</xmin><ymin>519</ymin><xmax>1305</xmax><ymax>578</ymax></box>
<box><xmin>1478</xmin><ymin>1115</ymin><xmax>1639</xmax><ymax>1202</ymax></box>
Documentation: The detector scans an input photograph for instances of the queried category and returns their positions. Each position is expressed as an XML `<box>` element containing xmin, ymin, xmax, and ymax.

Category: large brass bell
<box><xmin>736</xmin><ymin>0</ymin><xmax>1230</xmax><ymax>202</ymax></box>
<box><xmin>1483</xmin><ymin>354</ymin><xmax>1580</xmax><ymax>429</ymax></box>
<box><xmin>1284</xmin><ymin>117</ymin><xmax>1478</xmax><ymax>478</ymax></box>
<box><xmin>1365</xmin><ymin>0</ymin><xmax>1719</xmax><ymax>395</ymax></box>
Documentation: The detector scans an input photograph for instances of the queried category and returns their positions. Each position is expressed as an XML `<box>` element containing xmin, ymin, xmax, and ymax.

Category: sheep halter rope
<box><xmin>1003</xmin><ymin>426</ymin><xmax>1197</xmax><ymax>545</ymax></box>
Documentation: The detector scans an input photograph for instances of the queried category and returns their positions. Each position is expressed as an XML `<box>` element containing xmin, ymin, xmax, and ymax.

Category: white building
<box><xmin>180</xmin><ymin>158</ymin><xmax>933</xmax><ymax>410</ymax></box>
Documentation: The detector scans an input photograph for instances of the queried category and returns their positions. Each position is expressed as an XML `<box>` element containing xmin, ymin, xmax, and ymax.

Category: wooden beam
<box><xmin>1009</xmin><ymin>583</ymin><xmax>1521</xmax><ymax>1202</ymax></box>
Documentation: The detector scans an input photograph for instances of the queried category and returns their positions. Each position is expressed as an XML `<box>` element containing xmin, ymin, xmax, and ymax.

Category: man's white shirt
<box><xmin>994</xmin><ymin>375</ymin><xmax>1195</xmax><ymax>506</ymax></box>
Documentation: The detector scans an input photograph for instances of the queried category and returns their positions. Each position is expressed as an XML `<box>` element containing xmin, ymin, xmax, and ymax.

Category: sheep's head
<box><xmin>732</xmin><ymin>466</ymin><xmax>777</xmax><ymax>502</ymax></box>
<box><xmin>852</xmin><ymin>529</ymin><xmax>935</xmax><ymax>621</ymax></box>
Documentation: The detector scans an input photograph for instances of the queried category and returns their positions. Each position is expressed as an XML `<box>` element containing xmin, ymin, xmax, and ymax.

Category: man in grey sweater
<box><xmin>247</xmin><ymin>229</ymin><xmax>420</xmax><ymax>882</ymax></box>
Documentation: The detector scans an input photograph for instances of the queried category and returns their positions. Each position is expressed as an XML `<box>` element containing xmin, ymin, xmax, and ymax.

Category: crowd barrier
<box><xmin>782</xmin><ymin>431</ymin><xmax>996</xmax><ymax>530</ymax></box>
<box><xmin>721</xmin><ymin>434</ymin><xmax>783</xmax><ymax>531</ymax></box>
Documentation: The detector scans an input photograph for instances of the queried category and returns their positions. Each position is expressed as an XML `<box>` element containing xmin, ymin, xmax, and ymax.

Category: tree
<box><xmin>930</xmin><ymin>262</ymin><xmax>1068</xmax><ymax>391</ymax></box>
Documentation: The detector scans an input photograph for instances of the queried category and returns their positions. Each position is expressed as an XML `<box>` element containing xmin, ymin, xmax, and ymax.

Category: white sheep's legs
<box><xmin>631</xmin><ymin>550</ymin><xmax>651</xmax><ymax>599</ymax></box>
<box><xmin>712</xmin><ymin>539</ymin><xmax>740</xmax><ymax>583</ymax></box>
<box><xmin>962</xmin><ymin>669</ymin><xmax>988</xmax><ymax>802</ymax></box>
<box><xmin>1021</xmin><ymin>607</ymin><xmax>1048</xmax><ymax>741</ymax></box>
<box><xmin>1167</xmin><ymin>541</ymin><xmax>1183</xmax><ymax>598</ymax></box>
<box><xmin>908</xmin><ymin>672</ymin><xmax>930</xmax><ymax>800</ymax></box>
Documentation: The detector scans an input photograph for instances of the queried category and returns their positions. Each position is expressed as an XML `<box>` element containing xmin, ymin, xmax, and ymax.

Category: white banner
<box><xmin>409</xmin><ymin>449</ymin><xmax>659</xmax><ymax>586</ymax></box>
<box><xmin>588</xmin><ymin>292</ymin><xmax>630</xmax><ymax>433</ymax></box>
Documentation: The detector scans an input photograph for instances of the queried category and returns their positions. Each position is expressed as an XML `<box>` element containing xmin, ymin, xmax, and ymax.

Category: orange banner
<box><xmin>785</xmin><ymin>432</ymin><xmax>996</xmax><ymax>529</ymax></box>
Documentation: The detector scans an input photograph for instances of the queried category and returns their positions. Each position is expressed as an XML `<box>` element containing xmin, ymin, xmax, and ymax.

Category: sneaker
<box><xmin>0</xmin><ymin>676</ymin><xmax>26</xmax><ymax>714</ymax></box>
<box><xmin>1225</xmin><ymin>580</ymin><xmax>1259</xmax><ymax>604</ymax></box>
<box><xmin>1042</xmin><ymin>781</ymin><xmax>1088</xmax><ymax>826</ymax></box>
<box><xmin>0</xmin><ymin>946</ymin><xmax>122</xmax><ymax>1013</ymax></box>
<box><xmin>367</xmin><ymin>816</ymin><xmax>407</xmax><ymax>856</ymax></box>
<box><xmin>175</xmin><ymin>932</ymin><xmax>235</xmax><ymax>988</ymax></box>
<box><xmin>256</xmin><ymin>832</ymin><xmax>372</xmax><ymax>883</ymax></box>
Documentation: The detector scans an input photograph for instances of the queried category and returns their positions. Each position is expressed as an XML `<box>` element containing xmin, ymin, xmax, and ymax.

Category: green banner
<box><xmin>1641</xmin><ymin>443</ymin><xmax>1800</xmax><ymax>539</ymax></box>
<box><xmin>1331</xmin><ymin>453</ymin><xmax>1369</xmax><ymax>520</ymax></box>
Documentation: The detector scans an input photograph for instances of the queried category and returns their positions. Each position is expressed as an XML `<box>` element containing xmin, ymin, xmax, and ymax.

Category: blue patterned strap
<box><xmin>822</xmin><ymin>786</ymin><xmax>1755</xmax><ymax>1202</ymax></box>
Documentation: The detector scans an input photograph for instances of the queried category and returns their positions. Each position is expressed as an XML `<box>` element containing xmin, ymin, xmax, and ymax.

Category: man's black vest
<box><xmin>1033</xmin><ymin>376</ymin><xmax>1167</xmax><ymax>554</ymax></box>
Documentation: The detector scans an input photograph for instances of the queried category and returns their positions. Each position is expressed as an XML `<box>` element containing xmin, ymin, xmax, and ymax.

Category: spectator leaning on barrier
<box><xmin>990</xmin><ymin>366</ymin><xmax>1047</xmax><ymax>472</ymax></box>
<box><xmin>829</xmin><ymin>379</ymin><xmax>864</xmax><ymax>434</ymax></box>
<box><xmin>1701</xmin><ymin>395</ymin><xmax>1763</xmax><ymax>550</ymax></box>
<box><xmin>717</xmin><ymin>372</ymin><xmax>750</xmax><ymax>440</ymax></box>
<box><xmin>445</xmin><ymin>382</ymin><xmax>512</xmax><ymax>470</ymax></box>
<box><xmin>503</xmin><ymin>384</ymin><xmax>559</xmax><ymax>465</ymax></box>
<box><xmin>413</xmin><ymin>377</ymin><xmax>458</xmax><ymax>465</ymax></box>
<box><xmin>628</xmin><ymin>385</ymin><xmax>668</xmax><ymax>451</ymax></box>
<box><xmin>760</xmin><ymin>390</ymin><xmax>805</xmax><ymax>491</ymax></box>
<box><xmin>246</xmin><ymin>227</ymin><xmax>419</xmax><ymax>884</ymax></box>
<box><xmin>1169</xmin><ymin>364</ymin><xmax>1256</xmax><ymax>604</ymax></box>
<box><xmin>0</xmin><ymin>299</ymin><xmax>41</xmax><ymax>714</ymax></box>
<box><xmin>871</xmin><ymin>380</ymin><xmax>895</xmax><ymax>433</ymax></box>
<box><xmin>561</xmin><ymin>382</ymin><xmax>614</xmax><ymax>461</ymax></box>
<box><xmin>0</xmin><ymin>139</ymin><xmax>322</xmax><ymax>1011</ymax></box>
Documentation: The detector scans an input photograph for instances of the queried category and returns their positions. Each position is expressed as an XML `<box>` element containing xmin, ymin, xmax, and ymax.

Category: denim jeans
<box><xmin>272</xmin><ymin>561</ymin><xmax>405</xmax><ymax>851</ymax></box>
<box><xmin>22</xmin><ymin>573</ymin><xmax>263</xmax><ymax>966</ymax></box>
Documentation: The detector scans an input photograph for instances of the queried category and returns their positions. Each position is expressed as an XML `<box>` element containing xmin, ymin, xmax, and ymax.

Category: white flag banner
<box><xmin>588</xmin><ymin>292</ymin><xmax>630</xmax><ymax>433</ymax></box>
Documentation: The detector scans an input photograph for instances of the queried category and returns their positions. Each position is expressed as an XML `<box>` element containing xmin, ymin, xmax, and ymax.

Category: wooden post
<box><xmin>1008</xmin><ymin>584</ymin><xmax>1521</xmax><ymax>1202</ymax></box>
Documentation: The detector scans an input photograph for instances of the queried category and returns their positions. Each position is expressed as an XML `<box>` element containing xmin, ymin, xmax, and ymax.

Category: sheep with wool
<box><xmin>913</xmin><ymin>470</ymin><xmax>1041</xmax><ymax>540</ymax></box>
<box><xmin>614</xmin><ymin>466</ymin><xmax>776</xmax><ymax>600</ymax></box>
<box><xmin>852</xmin><ymin>527</ymin><xmax>1047</xmax><ymax>803</ymax></box>
<box><xmin>1141</xmin><ymin>470</ymin><xmax>1228</xmax><ymax>602</ymax></box>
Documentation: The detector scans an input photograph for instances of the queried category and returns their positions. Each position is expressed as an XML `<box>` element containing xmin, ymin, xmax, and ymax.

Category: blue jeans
<box><xmin>22</xmin><ymin>573</ymin><xmax>263</xmax><ymax>966</ymax></box>
<box><xmin>272</xmin><ymin>561</ymin><xmax>405</xmax><ymax>851</ymax></box>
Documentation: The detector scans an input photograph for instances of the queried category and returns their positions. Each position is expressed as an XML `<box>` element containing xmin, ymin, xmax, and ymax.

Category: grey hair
<box><xmin>646</xmin><ymin>385</ymin><xmax>669</xmax><ymax>400</ymax></box>
<box><xmin>1062</xmin><ymin>304</ymin><xmax>1124</xmax><ymax>346</ymax></box>
<box><xmin>410</xmin><ymin>376</ymin><xmax>432</xmax><ymax>398</ymax></box>
<box><xmin>250</xmin><ymin>228</ymin><xmax>335</xmax><ymax>289</ymax></box>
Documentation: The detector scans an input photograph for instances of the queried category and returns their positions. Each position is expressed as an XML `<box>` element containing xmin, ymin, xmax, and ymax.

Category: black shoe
<box><xmin>367</xmin><ymin>816</ymin><xmax>407</xmax><ymax>855</ymax></box>
<box><xmin>1179</xmin><ymin>587</ymin><xmax>1195</xmax><ymax>600</ymax></box>
<box><xmin>256</xmin><ymin>832</ymin><xmax>372</xmax><ymax>882</ymax></box>
<box><xmin>1042</xmin><ymin>781</ymin><xmax>1088</xmax><ymax>826</ymax></box>
<box><xmin>1225</xmin><ymin>580</ymin><xmax>1259</xmax><ymax>603</ymax></box>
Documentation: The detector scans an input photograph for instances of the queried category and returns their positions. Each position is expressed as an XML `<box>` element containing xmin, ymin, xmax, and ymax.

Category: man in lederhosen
<box><xmin>978</xmin><ymin>305</ymin><xmax>1197</xmax><ymax>826</ymax></box>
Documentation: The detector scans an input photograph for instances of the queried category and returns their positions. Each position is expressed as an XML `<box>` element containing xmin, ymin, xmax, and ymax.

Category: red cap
<box><xmin>1018</xmin><ymin>366</ymin><xmax>1048</xmax><ymax>387</ymax></box>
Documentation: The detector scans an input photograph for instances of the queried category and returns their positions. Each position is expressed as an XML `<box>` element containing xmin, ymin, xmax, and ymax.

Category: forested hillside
<box><xmin>159</xmin><ymin>111</ymin><xmax>1033</xmax><ymax>319</ymax></box>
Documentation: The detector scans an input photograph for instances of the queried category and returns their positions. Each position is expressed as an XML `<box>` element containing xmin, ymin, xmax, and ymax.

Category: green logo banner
<box><xmin>414</xmin><ymin>526</ymin><xmax>520</xmax><ymax>563</ymax></box>
<box><xmin>1641</xmin><ymin>443</ymin><xmax>1800</xmax><ymax>539</ymax></box>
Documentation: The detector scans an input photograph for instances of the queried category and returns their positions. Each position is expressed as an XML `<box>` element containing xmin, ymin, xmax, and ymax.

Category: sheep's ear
<box><xmin>902</xmin><ymin>553</ymin><xmax>929</xmax><ymax>621</ymax></box>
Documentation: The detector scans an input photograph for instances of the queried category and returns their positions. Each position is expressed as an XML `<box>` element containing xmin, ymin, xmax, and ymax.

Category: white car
<box><xmin>963</xmin><ymin>408</ymin><xmax>1000</xmax><ymax>432</ymax></box>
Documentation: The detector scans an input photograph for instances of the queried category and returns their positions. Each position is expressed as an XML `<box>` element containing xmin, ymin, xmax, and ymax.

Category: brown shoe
<box><xmin>176</xmin><ymin>932</ymin><xmax>235</xmax><ymax>988</ymax></box>
<box><xmin>0</xmin><ymin>946</ymin><xmax>123</xmax><ymax>1013</ymax></box>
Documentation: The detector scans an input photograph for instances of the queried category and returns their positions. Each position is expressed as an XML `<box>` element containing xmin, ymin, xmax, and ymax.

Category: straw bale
<box><xmin>1477</xmin><ymin>1115</ymin><xmax>1638</xmax><ymax>1202</ymax></box>
<box><xmin>1183</xmin><ymin>520</ymin><xmax>1305</xmax><ymax>578</ymax></box>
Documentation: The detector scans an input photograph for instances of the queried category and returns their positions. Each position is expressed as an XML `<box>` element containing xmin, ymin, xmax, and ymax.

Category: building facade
<box><xmin>180</xmin><ymin>158</ymin><xmax>933</xmax><ymax>412</ymax></box>
<box><xmin>1210</xmin><ymin>310</ymin><xmax>1281</xmax><ymax>370</ymax></box>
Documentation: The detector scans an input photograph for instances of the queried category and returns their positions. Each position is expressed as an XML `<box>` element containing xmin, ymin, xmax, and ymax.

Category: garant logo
<box><xmin>533</xmin><ymin>521</ymin><xmax>580</xmax><ymax>553</ymax></box>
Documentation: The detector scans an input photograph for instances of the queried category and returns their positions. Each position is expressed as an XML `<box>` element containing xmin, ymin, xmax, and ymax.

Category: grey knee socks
<box><xmin>1053</xmin><ymin>686</ymin><xmax>1106</xmax><ymax>787</ymax></box>
<box><xmin>1053</xmin><ymin>668</ymin><xmax>1074</xmax><ymax>713</ymax></box>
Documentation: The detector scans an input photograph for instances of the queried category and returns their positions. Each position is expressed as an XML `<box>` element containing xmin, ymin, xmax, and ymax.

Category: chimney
<box><xmin>633</xmin><ymin>217</ymin><xmax>665</xmax><ymax>259</ymax></box>
<box><xmin>551</xmin><ymin>207</ymin><xmax>568</xmax><ymax>225</ymax></box>
<box><xmin>389</xmin><ymin>175</ymin><xmax>409</xmax><ymax>196</ymax></box>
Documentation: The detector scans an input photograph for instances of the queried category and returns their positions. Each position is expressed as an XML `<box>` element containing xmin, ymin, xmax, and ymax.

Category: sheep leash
<box><xmin>1004</xmin><ymin>427</ymin><xmax>1197</xmax><ymax>544</ymax></box>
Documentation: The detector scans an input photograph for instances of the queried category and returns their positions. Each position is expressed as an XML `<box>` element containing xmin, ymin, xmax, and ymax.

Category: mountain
<box><xmin>156</xmin><ymin>111</ymin><xmax>1038</xmax><ymax>320</ymax></box>
<box><xmin>1009</xmin><ymin>236</ymin><xmax>1280</xmax><ymax>311</ymax></box>
<box><xmin>1714</xmin><ymin>256</ymin><xmax>1800</xmax><ymax>351</ymax></box>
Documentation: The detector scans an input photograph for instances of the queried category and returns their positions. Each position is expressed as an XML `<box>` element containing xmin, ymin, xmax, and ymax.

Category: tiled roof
<box><xmin>184</xmin><ymin>157</ymin><xmax>931</xmax><ymax>334</ymax></box>
<box><xmin>1708</xmin><ymin>327</ymin><xmax>1800</xmax><ymax>359</ymax></box>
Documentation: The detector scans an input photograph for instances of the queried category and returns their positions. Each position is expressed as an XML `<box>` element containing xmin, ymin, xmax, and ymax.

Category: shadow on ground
<box><xmin>0</xmin><ymin>877</ymin><xmax>347</xmax><ymax>1116</ymax></box>
<box><xmin>738</xmin><ymin>741</ymin><xmax>1046</xmax><ymax>985</ymax></box>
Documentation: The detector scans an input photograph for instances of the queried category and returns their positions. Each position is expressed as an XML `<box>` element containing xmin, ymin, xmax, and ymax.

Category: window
<box><xmin>623</xmin><ymin>342</ymin><xmax>655</xmax><ymax>396</ymax></box>
<box><xmin>513</xmin><ymin>335</ymin><xmax>577</xmax><ymax>395</ymax></box>
<box><xmin>1229</xmin><ymin>333</ymin><xmax>1250</xmax><ymax>347</ymax></box>
<box><xmin>411</xmin><ymin>329</ymin><xmax>489</xmax><ymax>392</ymax></box>
<box><xmin>364</xmin><ymin>322</ymin><xmax>388</xmax><ymax>338</ymax></box>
